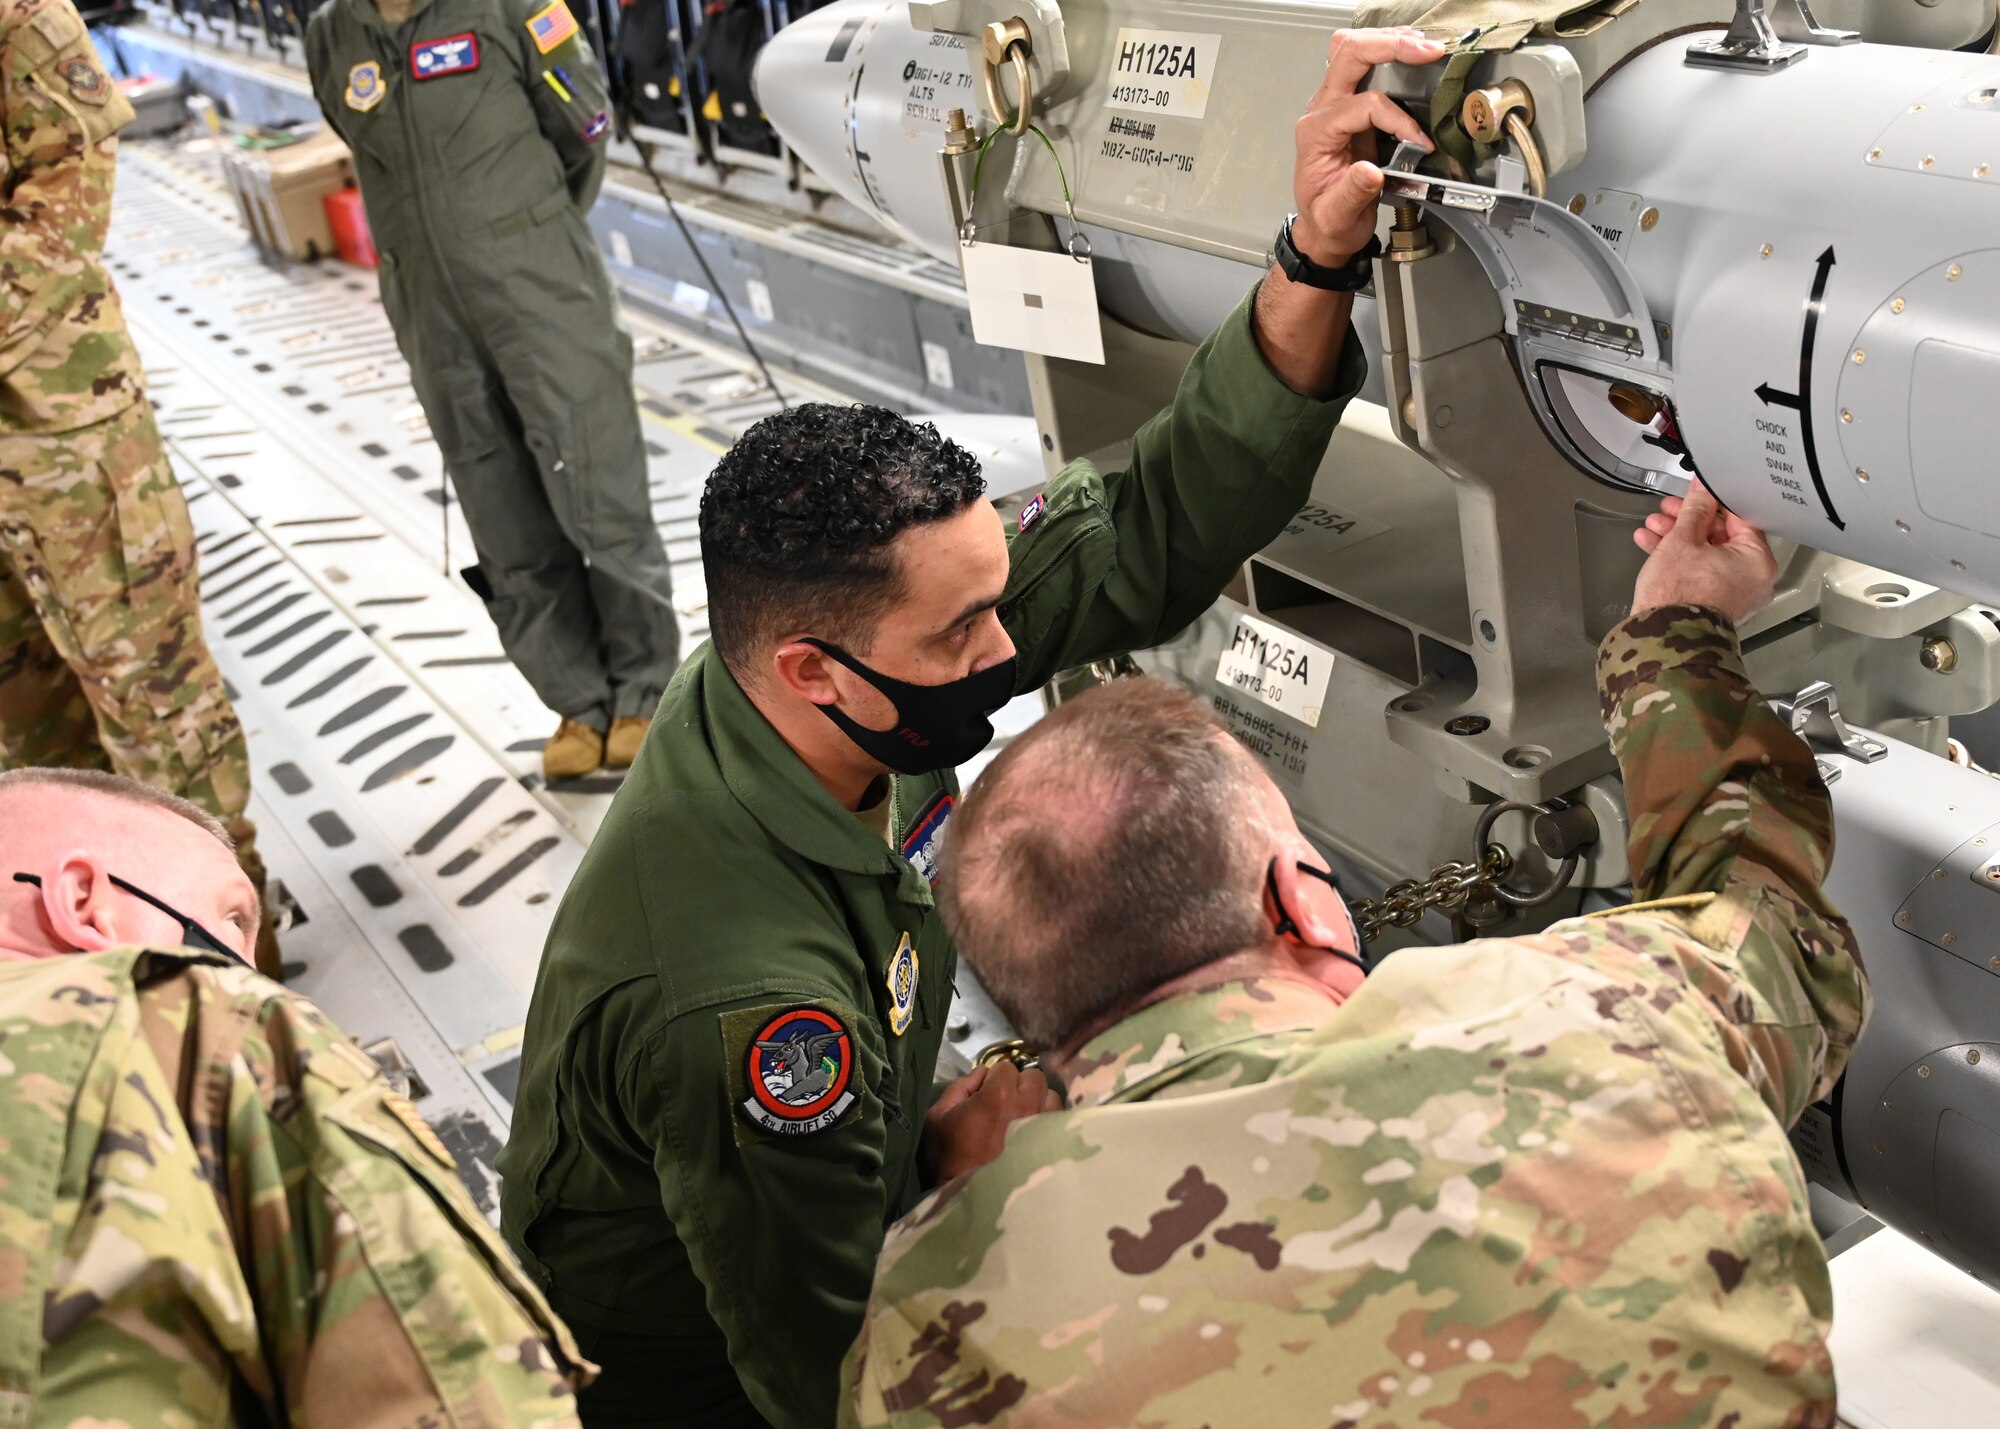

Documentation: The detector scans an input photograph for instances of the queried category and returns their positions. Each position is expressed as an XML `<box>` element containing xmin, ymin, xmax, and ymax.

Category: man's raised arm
<box><xmin>1003</xmin><ymin>28</ymin><xmax>1444</xmax><ymax>690</ymax></box>
<box><xmin>1595</xmin><ymin>483</ymin><xmax>1870</xmax><ymax>1125</ymax></box>
<box><xmin>1253</xmin><ymin>27</ymin><xmax>1443</xmax><ymax>398</ymax></box>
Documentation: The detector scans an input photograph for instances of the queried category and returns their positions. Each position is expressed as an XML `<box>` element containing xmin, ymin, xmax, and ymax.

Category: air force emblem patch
<box><xmin>900</xmin><ymin>792</ymin><xmax>953</xmax><ymax>887</ymax></box>
<box><xmin>411</xmin><ymin>34</ymin><xmax>480</xmax><ymax>79</ymax></box>
<box><xmin>56</xmin><ymin>57</ymin><xmax>107</xmax><ymax>105</ymax></box>
<box><xmin>886</xmin><ymin>933</ymin><xmax>919</xmax><ymax>1037</ymax></box>
<box><xmin>345</xmin><ymin>61</ymin><xmax>386</xmax><ymax>112</ymax></box>
<box><xmin>740</xmin><ymin>1008</ymin><xmax>858</xmax><ymax>1135</ymax></box>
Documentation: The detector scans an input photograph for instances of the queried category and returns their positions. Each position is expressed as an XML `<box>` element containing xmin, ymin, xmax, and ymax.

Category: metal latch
<box><xmin>1686</xmin><ymin>0</ymin><xmax>1858</xmax><ymax>73</ymax></box>
<box><xmin>1770</xmin><ymin>680</ymin><xmax>1887</xmax><ymax>784</ymax></box>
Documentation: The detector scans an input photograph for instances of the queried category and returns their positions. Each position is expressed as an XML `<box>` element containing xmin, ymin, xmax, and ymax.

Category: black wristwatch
<box><xmin>1273</xmin><ymin>215</ymin><xmax>1381</xmax><ymax>291</ymax></box>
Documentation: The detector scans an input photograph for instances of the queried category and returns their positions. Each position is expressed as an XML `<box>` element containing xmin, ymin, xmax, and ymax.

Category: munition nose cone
<box><xmin>754</xmin><ymin>0</ymin><xmax>972</xmax><ymax>264</ymax></box>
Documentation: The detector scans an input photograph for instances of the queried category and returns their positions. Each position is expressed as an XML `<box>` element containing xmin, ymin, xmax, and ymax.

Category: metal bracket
<box><xmin>1770</xmin><ymin>681</ymin><xmax>1889</xmax><ymax>783</ymax></box>
<box><xmin>1686</xmin><ymin>0</ymin><xmax>1858</xmax><ymax>73</ymax></box>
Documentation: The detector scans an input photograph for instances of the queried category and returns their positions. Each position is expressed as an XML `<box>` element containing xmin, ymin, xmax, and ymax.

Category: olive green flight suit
<box><xmin>305</xmin><ymin>0</ymin><xmax>679</xmax><ymax>728</ymax></box>
<box><xmin>499</xmin><ymin>288</ymin><xmax>1368</xmax><ymax>1428</ymax></box>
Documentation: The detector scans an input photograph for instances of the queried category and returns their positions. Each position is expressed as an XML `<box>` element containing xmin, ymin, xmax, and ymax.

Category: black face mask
<box><xmin>13</xmin><ymin>871</ymin><xmax>244</xmax><ymax>962</ymax></box>
<box><xmin>802</xmin><ymin>638</ymin><xmax>1018</xmax><ymax>775</ymax></box>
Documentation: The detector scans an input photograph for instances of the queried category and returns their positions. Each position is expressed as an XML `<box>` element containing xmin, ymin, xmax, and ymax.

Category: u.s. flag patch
<box><xmin>526</xmin><ymin>0</ymin><xmax>579</xmax><ymax>53</ymax></box>
<box><xmin>1018</xmin><ymin>492</ymin><xmax>1046</xmax><ymax>532</ymax></box>
<box><xmin>411</xmin><ymin>33</ymin><xmax>479</xmax><ymax>79</ymax></box>
<box><xmin>900</xmin><ymin>792</ymin><xmax>953</xmax><ymax>886</ymax></box>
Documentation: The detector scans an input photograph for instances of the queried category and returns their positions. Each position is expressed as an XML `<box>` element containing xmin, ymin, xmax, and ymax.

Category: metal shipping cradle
<box><xmin>106</xmin><ymin>133</ymin><xmax>1023</xmax><ymax>1212</ymax></box>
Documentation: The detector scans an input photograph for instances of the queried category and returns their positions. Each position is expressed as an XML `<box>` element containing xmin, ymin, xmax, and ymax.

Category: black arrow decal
<box><xmin>1797</xmin><ymin>246</ymin><xmax>1844</xmax><ymax>530</ymax></box>
<box><xmin>1749</xmin><ymin>247</ymin><xmax>1844</xmax><ymax>529</ymax></box>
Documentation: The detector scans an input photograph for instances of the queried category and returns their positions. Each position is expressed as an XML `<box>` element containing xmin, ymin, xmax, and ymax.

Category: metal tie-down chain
<box><xmin>1352</xmin><ymin>798</ymin><xmax>1586</xmax><ymax>941</ymax></box>
<box><xmin>1349</xmin><ymin>843</ymin><xmax>1517</xmax><ymax>941</ymax></box>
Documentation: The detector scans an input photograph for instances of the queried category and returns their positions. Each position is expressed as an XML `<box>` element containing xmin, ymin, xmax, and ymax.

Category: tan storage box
<box><xmin>228</xmin><ymin>131</ymin><xmax>356</xmax><ymax>261</ymax></box>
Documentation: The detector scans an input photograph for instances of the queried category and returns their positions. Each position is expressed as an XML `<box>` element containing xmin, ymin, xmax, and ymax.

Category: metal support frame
<box><xmin>1686</xmin><ymin>0</ymin><xmax>1859</xmax><ymax>72</ymax></box>
<box><xmin>1770</xmin><ymin>680</ymin><xmax>1889</xmax><ymax>783</ymax></box>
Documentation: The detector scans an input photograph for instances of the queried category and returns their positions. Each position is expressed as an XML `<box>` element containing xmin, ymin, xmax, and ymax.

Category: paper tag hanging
<box><xmin>959</xmin><ymin>243</ymin><xmax>1106</xmax><ymax>365</ymax></box>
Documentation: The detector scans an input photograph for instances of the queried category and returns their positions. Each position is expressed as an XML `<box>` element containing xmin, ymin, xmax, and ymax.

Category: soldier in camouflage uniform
<box><xmin>0</xmin><ymin>0</ymin><xmax>279</xmax><ymax>973</ymax></box>
<box><xmin>843</xmin><ymin>483</ymin><xmax>1870</xmax><ymax>1428</ymax></box>
<box><xmin>0</xmin><ymin>767</ymin><xmax>595</xmax><ymax>1422</ymax></box>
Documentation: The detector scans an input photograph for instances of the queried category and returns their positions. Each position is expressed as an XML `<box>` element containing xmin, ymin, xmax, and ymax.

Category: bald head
<box><xmin>0</xmin><ymin>770</ymin><xmax>258</xmax><ymax>964</ymax></box>
<box><xmin>941</xmin><ymin>679</ymin><xmax>1274</xmax><ymax>1048</ymax></box>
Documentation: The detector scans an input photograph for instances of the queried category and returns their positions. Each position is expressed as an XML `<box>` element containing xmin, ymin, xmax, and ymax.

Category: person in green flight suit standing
<box><xmin>305</xmin><ymin>0</ymin><xmax>680</xmax><ymax>781</ymax></box>
<box><xmin>498</xmin><ymin>24</ymin><xmax>1451</xmax><ymax>1429</ymax></box>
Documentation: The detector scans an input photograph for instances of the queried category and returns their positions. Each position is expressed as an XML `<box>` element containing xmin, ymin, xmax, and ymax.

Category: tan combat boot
<box><xmin>544</xmin><ymin>718</ymin><xmax>605</xmax><ymax>781</ymax></box>
<box><xmin>606</xmin><ymin>715</ymin><xmax>651</xmax><ymax>769</ymax></box>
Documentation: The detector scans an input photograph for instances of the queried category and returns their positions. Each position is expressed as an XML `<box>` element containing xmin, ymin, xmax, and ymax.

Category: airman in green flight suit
<box><xmin>306</xmin><ymin>0</ymin><xmax>680</xmax><ymax>780</ymax></box>
<box><xmin>500</xmin><ymin>25</ymin><xmax>1454</xmax><ymax>1428</ymax></box>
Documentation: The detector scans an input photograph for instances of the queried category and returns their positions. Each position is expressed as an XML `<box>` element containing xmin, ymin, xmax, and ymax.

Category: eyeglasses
<box><xmin>12</xmin><ymin>871</ymin><xmax>244</xmax><ymax>962</ymax></box>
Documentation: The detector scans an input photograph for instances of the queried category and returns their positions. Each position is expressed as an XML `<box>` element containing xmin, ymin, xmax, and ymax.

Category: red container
<box><xmin>324</xmin><ymin>186</ymin><xmax>379</xmax><ymax>269</ymax></box>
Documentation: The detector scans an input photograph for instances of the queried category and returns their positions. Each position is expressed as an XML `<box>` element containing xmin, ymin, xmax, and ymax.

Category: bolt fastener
<box><xmin>1921</xmin><ymin>637</ymin><xmax>1960</xmax><ymax>673</ymax></box>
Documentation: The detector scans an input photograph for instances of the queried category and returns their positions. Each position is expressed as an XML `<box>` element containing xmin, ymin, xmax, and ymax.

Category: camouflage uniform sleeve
<box><xmin>839</xmin><ymin>1318</ymin><xmax>892</xmax><ymax>1429</ymax></box>
<box><xmin>0</xmin><ymin>0</ymin><xmax>132</xmax><ymax>375</ymax></box>
<box><xmin>1594</xmin><ymin>603</ymin><xmax>1871</xmax><ymax>1125</ymax></box>
<box><xmin>148</xmin><ymin>964</ymin><xmax>596</xmax><ymax>1426</ymax></box>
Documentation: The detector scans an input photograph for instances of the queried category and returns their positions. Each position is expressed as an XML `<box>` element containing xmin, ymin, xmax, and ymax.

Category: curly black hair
<box><xmin>698</xmin><ymin>403</ymin><xmax>987</xmax><ymax>680</ymax></box>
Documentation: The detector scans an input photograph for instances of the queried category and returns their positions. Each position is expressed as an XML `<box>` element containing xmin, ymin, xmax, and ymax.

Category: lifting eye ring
<box><xmin>981</xmin><ymin>19</ymin><xmax>1036</xmax><ymax>137</ymax></box>
<box><xmin>1461</xmin><ymin>80</ymin><xmax>1548</xmax><ymax>198</ymax></box>
<box><xmin>1473</xmin><ymin>799</ymin><xmax>1582</xmax><ymax>908</ymax></box>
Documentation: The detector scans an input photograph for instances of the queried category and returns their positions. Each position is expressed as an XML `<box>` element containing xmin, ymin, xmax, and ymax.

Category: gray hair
<box><xmin>941</xmin><ymin>678</ymin><xmax>1268</xmax><ymax>1049</ymax></box>
<box><xmin>0</xmin><ymin>768</ymin><xmax>235</xmax><ymax>850</ymax></box>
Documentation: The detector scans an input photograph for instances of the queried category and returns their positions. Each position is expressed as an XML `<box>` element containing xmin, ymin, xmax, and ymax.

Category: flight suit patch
<box><xmin>346</xmin><ymin>61</ymin><xmax>386</xmax><ymax>112</ymax></box>
<box><xmin>584</xmin><ymin>110</ymin><xmax>611</xmax><ymax>142</ymax></box>
<box><xmin>55</xmin><ymin>57</ymin><xmax>107</xmax><ymax>106</ymax></box>
<box><xmin>735</xmin><ymin>1007</ymin><xmax>859</xmax><ymax>1137</ymax></box>
<box><xmin>900</xmin><ymin>791</ymin><xmax>953</xmax><ymax>886</ymax></box>
<box><xmin>526</xmin><ymin>0</ymin><xmax>580</xmax><ymax>54</ymax></box>
<box><xmin>411</xmin><ymin>34</ymin><xmax>480</xmax><ymax>80</ymax></box>
<box><xmin>1018</xmin><ymin>492</ymin><xmax>1046</xmax><ymax>532</ymax></box>
<box><xmin>886</xmin><ymin>934</ymin><xmax>919</xmax><ymax>1038</ymax></box>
